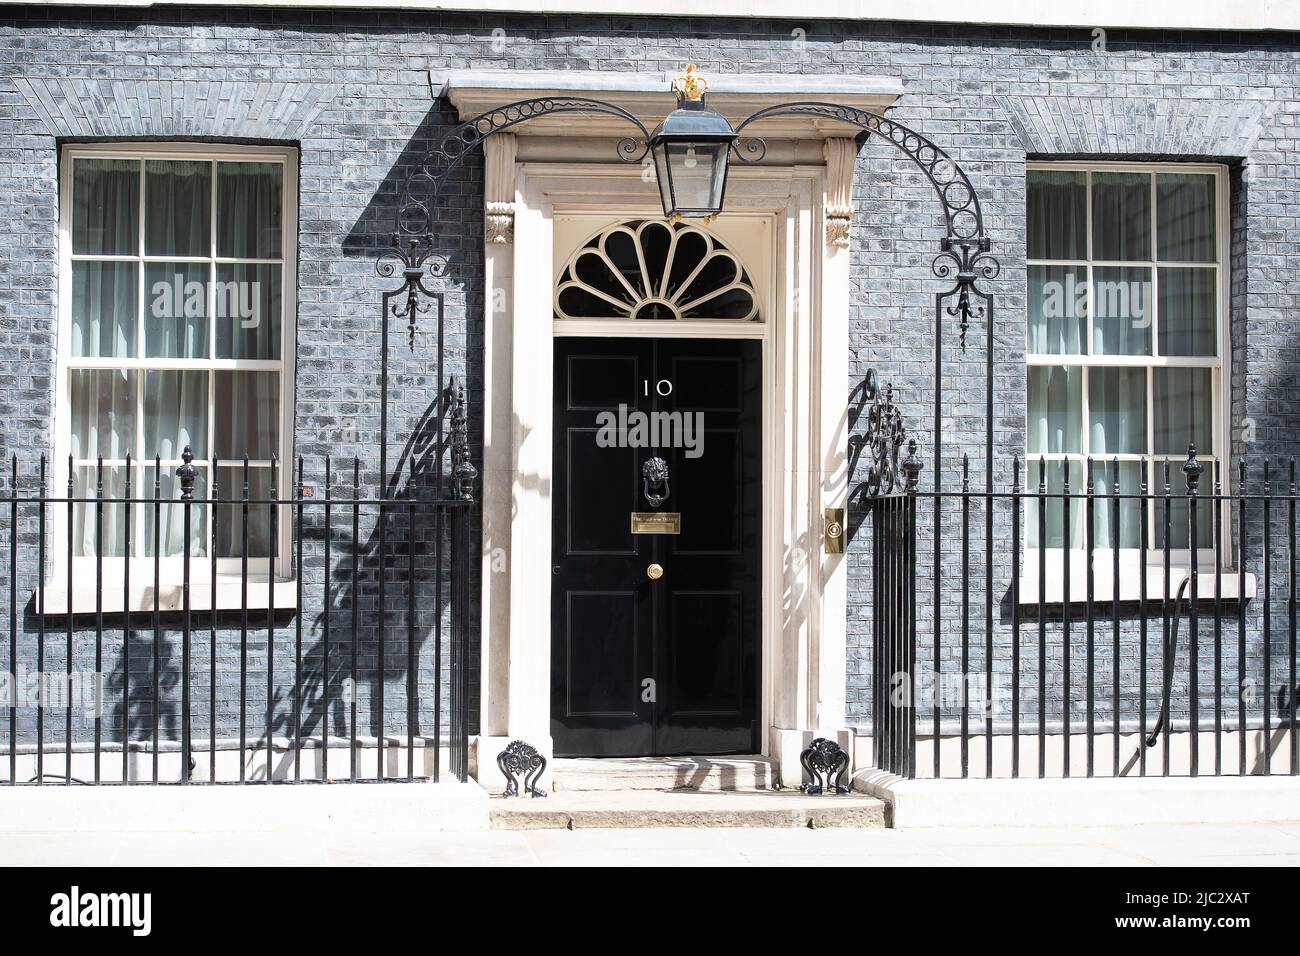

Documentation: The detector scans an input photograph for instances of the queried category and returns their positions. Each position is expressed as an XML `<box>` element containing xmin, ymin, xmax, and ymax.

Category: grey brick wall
<box><xmin>0</xmin><ymin>6</ymin><xmax>1295</xmax><ymax>754</ymax></box>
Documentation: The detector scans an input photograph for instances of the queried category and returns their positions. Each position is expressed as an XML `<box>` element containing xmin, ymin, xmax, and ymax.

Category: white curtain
<box><xmin>1027</xmin><ymin>264</ymin><xmax>1085</xmax><ymax>355</ymax></box>
<box><xmin>1092</xmin><ymin>266</ymin><xmax>1152</xmax><ymax>355</ymax></box>
<box><xmin>71</xmin><ymin>261</ymin><xmax>136</xmax><ymax>358</ymax></box>
<box><xmin>144</xmin><ymin>262</ymin><xmax>208</xmax><ymax>359</ymax></box>
<box><xmin>1157</xmin><ymin>173</ymin><xmax>1216</xmax><ymax>263</ymax></box>
<box><xmin>215</xmin><ymin>371</ymin><xmax>279</xmax><ymax>461</ymax></box>
<box><xmin>69</xmin><ymin>370</ymin><xmax>134</xmax><ymax>557</ymax></box>
<box><xmin>1027</xmin><ymin>170</ymin><xmax>1087</xmax><ymax>260</ymax></box>
<box><xmin>215</xmin><ymin>262</ymin><xmax>281</xmax><ymax>360</ymax></box>
<box><xmin>141</xmin><ymin>467</ymin><xmax>206</xmax><ymax>558</ymax></box>
<box><xmin>67</xmin><ymin>159</ymin><xmax>283</xmax><ymax>560</ymax></box>
<box><xmin>1089</xmin><ymin>368</ymin><xmax>1147</xmax><ymax>455</ymax></box>
<box><xmin>72</xmin><ymin>158</ymin><xmax>137</xmax><ymax>255</ymax></box>
<box><xmin>1154</xmin><ymin>368</ymin><xmax>1213</xmax><ymax>456</ymax></box>
<box><xmin>1091</xmin><ymin>364</ymin><xmax>1142</xmax><ymax>554</ymax></box>
<box><xmin>1028</xmin><ymin>459</ymin><xmax>1085</xmax><ymax>549</ymax></box>
<box><xmin>145</xmin><ymin>160</ymin><xmax>209</xmax><ymax>257</ymax></box>
<box><xmin>1158</xmin><ymin>267</ymin><xmax>1216</xmax><ymax>356</ymax></box>
<box><xmin>1027</xmin><ymin>365</ymin><xmax>1082</xmax><ymax>455</ymax></box>
<box><xmin>144</xmin><ymin>370</ymin><xmax>208</xmax><ymax>461</ymax></box>
<box><xmin>1091</xmin><ymin>172</ymin><xmax>1151</xmax><ymax>260</ymax></box>
<box><xmin>216</xmin><ymin>162</ymin><xmax>281</xmax><ymax>258</ymax></box>
<box><xmin>214</xmin><ymin>466</ymin><xmax>272</xmax><ymax>558</ymax></box>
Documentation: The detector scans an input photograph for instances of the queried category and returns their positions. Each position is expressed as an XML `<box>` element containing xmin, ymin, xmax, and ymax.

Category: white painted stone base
<box><xmin>1</xmin><ymin>738</ymin><xmax>458</xmax><ymax>784</ymax></box>
<box><xmin>857</xmin><ymin>769</ymin><xmax>1300</xmax><ymax>828</ymax></box>
<box><xmin>0</xmin><ymin>777</ymin><xmax>491</xmax><ymax>833</ymax></box>
<box><xmin>911</xmin><ymin>728</ymin><xmax>1296</xmax><ymax>778</ymax></box>
<box><xmin>770</xmin><ymin>727</ymin><xmax>853</xmax><ymax>789</ymax></box>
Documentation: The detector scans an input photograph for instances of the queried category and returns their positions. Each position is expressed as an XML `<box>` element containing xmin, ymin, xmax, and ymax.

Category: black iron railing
<box><xmin>0</xmin><ymin>451</ymin><xmax>475</xmax><ymax>785</ymax></box>
<box><xmin>859</xmin><ymin>446</ymin><xmax>1299</xmax><ymax>780</ymax></box>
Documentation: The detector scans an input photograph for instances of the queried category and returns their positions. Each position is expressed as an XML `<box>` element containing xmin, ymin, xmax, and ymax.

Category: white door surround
<box><xmin>455</xmin><ymin>71</ymin><xmax>888</xmax><ymax>789</ymax></box>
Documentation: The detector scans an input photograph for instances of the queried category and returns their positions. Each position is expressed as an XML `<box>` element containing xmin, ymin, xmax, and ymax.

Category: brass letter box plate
<box><xmin>631</xmin><ymin>512</ymin><xmax>682</xmax><ymax>535</ymax></box>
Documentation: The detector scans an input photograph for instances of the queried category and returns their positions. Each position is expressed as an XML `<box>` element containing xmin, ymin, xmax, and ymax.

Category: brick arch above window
<box><xmin>16</xmin><ymin>78</ymin><xmax>337</xmax><ymax>141</ymax></box>
<box><xmin>997</xmin><ymin>95</ymin><xmax>1278</xmax><ymax>158</ymax></box>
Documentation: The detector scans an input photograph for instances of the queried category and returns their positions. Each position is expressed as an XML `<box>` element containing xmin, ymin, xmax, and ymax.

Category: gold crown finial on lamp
<box><xmin>672</xmin><ymin>63</ymin><xmax>708</xmax><ymax>102</ymax></box>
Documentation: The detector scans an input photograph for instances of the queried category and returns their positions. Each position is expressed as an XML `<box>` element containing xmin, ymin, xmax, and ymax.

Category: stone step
<box><xmin>551</xmin><ymin>755</ymin><xmax>779</xmax><ymax>792</ymax></box>
<box><xmin>490</xmin><ymin>790</ymin><xmax>887</xmax><ymax>830</ymax></box>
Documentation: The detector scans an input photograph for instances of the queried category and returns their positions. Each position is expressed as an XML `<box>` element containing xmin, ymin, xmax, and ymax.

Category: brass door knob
<box><xmin>646</xmin><ymin>563</ymin><xmax>664</xmax><ymax>581</ymax></box>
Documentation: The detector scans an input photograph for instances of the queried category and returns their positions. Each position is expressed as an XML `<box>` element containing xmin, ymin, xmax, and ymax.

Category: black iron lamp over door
<box><xmin>649</xmin><ymin>64</ymin><xmax>737</xmax><ymax>223</ymax></box>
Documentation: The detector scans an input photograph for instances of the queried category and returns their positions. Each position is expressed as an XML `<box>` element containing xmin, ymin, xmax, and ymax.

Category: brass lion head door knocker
<box><xmin>642</xmin><ymin>456</ymin><xmax>670</xmax><ymax>508</ymax></box>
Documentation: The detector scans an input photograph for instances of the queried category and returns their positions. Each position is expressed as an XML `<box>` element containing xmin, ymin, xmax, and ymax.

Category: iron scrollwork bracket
<box><xmin>376</xmin><ymin>233</ymin><xmax>449</xmax><ymax>352</ymax></box>
<box><xmin>389</xmin><ymin>95</ymin><xmax>653</xmax><ymax>343</ymax></box>
<box><xmin>497</xmin><ymin>739</ymin><xmax>547</xmax><ymax>798</ymax></box>
<box><xmin>450</xmin><ymin>381</ymin><xmax>477</xmax><ymax>501</ymax></box>
<box><xmin>799</xmin><ymin>737</ymin><xmax>850</xmax><ymax>795</ymax></box>
<box><xmin>932</xmin><ymin>236</ymin><xmax>1000</xmax><ymax>351</ymax></box>
<box><xmin>853</xmin><ymin>369</ymin><xmax>922</xmax><ymax>499</ymax></box>
<box><xmin>729</xmin><ymin>102</ymin><xmax>998</xmax><ymax>353</ymax></box>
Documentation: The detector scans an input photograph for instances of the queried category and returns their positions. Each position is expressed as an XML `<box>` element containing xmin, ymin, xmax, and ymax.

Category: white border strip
<box><xmin>1</xmin><ymin>0</ymin><xmax>1297</xmax><ymax>33</ymax></box>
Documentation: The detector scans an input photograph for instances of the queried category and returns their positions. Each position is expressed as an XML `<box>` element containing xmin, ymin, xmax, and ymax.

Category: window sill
<box><xmin>1017</xmin><ymin>566</ymin><xmax>1256</xmax><ymax>606</ymax></box>
<box><xmin>36</xmin><ymin>578</ymin><xmax>298</xmax><ymax>615</ymax></box>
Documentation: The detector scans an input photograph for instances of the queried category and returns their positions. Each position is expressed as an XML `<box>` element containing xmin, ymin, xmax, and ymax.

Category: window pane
<box><xmin>1027</xmin><ymin>265</ymin><xmax>1085</xmax><ymax>354</ymax></box>
<box><xmin>1026</xmin><ymin>459</ymin><xmax>1084</xmax><ymax>548</ymax></box>
<box><xmin>1093</xmin><ymin>460</ymin><xmax>1142</xmax><ymax>549</ymax></box>
<box><xmin>71</xmin><ymin>465</ymin><xmax>130</xmax><ymax>558</ymax></box>
<box><xmin>1027</xmin><ymin>365</ymin><xmax>1082</xmax><ymax>455</ymax></box>
<box><xmin>1091</xmin><ymin>172</ymin><xmax>1151</xmax><ymax>261</ymax></box>
<box><xmin>1092</xmin><ymin>266</ymin><xmax>1152</xmax><ymax>355</ymax></box>
<box><xmin>141</xmin><ymin>466</ymin><xmax>207</xmax><ymax>558</ymax></box>
<box><xmin>144</xmin><ymin>160</ymin><xmax>210</xmax><ymax>257</ymax></box>
<box><xmin>144</xmin><ymin>262</ymin><xmax>209</xmax><ymax>358</ymax></box>
<box><xmin>214</xmin><ymin>465</ymin><xmax>273</xmax><ymax>558</ymax></box>
<box><xmin>1027</xmin><ymin>170</ymin><xmax>1087</xmax><ymax>260</ymax></box>
<box><xmin>214</xmin><ymin>263</ymin><xmax>281</xmax><ymax>359</ymax></box>
<box><xmin>72</xmin><ymin>158</ymin><xmax>138</xmax><ymax>255</ymax></box>
<box><xmin>70</xmin><ymin>369</ymin><xmax>136</xmax><ymax>460</ymax></box>
<box><xmin>1157</xmin><ymin>267</ymin><xmax>1216</xmax><ymax>357</ymax></box>
<box><xmin>1157</xmin><ymin>173</ymin><xmax>1215</xmax><ymax>262</ymax></box>
<box><xmin>1088</xmin><ymin>367</ymin><xmax>1147</xmax><ymax>455</ymax></box>
<box><xmin>1156</xmin><ymin>490</ymin><xmax>1214</xmax><ymax>551</ymax></box>
<box><xmin>214</xmin><ymin>371</ymin><xmax>279</xmax><ymax>460</ymax></box>
<box><xmin>71</xmin><ymin>261</ymin><xmax>137</xmax><ymax>358</ymax></box>
<box><xmin>143</xmin><ymin>370</ymin><xmax>209</xmax><ymax>460</ymax></box>
<box><xmin>1153</xmin><ymin>368</ymin><xmax>1213</xmax><ymax>456</ymax></box>
<box><xmin>216</xmin><ymin>162</ymin><xmax>282</xmax><ymax>259</ymax></box>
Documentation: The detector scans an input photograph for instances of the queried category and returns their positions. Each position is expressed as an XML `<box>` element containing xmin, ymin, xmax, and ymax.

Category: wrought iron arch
<box><xmin>730</xmin><ymin>101</ymin><xmax>1000</xmax><ymax>345</ymax></box>
<box><xmin>393</xmin><ymin>97</ymin><xmax>651</xmax><ymax>252</ymax></box>
<box><xmin>730</xmin><ymin>101</ymin><xmax>999</xmax><ymax>500</ymax></box>
<box><xmin>376</xmin><ymin>97</ymin><xmax>653</xmax><ymax>495</ymax></box>
<box><xmin>380</xmin><ymin>91</ymin><xmax>1001</xmax><ymax>501</ymax></box>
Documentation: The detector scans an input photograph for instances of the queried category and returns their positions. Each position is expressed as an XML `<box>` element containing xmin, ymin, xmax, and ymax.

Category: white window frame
<box><xmin>1023</xmin><ymin>160</ymin><xmax>1245</xmax><ymax>601</ymax></box>
<box><xmin>51</xmin><ymin>142</ymin><xmax>298</xmax><ymax>609</ymax></box>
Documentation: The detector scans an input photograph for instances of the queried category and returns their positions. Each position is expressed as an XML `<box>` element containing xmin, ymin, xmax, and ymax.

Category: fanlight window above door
<box><xmin>555</xmin><ymin>219</ymin><xmax>759</xmax><ymax>322</ymax></box>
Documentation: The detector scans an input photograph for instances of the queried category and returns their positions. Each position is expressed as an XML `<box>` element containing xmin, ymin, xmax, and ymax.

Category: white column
<box><xmin>769</xmin><ymin>161</ymin><xmax>855</xmax><ymax>786</ymax></box>
<box><xmin>504</xmin><ymin>170</ymin><xmax>555</xmax><ymax>762</ymax></box>
<box><xmin>815</xmin><ymin>142</ymin><xmax>854</xmax><ymax>733</ymax></box>
<box><xmin>770</xmin><ymin>173</ymin><xmax>818</xmax><ymax>785</ymax></box>
<box><xmin>478</xmin><ymin>135</ymin><xmax>516</xmax><ymax>740</ymax></box>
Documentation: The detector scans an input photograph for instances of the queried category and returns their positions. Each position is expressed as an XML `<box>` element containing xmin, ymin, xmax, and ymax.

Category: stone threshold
<box><xmin>551</xmin><ymin>755</ymin><xmax>779</xmax><ymax>792</ymax></box>
<box><xmin>489</xmin><ymin>789</ymin><xmax>887</xmax><ymax>830</ymax></box>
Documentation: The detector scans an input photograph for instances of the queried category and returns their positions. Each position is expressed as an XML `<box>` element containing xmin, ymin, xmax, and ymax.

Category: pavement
<box><xmin>4</xmin><ymin>821</ymin><xmax>1300</xmax><ymax>866</ymax></box>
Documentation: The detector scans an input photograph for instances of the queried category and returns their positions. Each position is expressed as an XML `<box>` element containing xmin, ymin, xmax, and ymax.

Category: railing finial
<box><xmin>902</xmin><ymin>438</ymin><xmax>922</xmax><ymax>492</ymax></box>
<box><xmin>177</xmin><ymin>445</ymin><xmax>197</xmax><ymax>501</ymax></box>
<box><xmin>1182</xmin><ymin>443</ymin><xmax>1203</xmax><ymax>494</ymax></box>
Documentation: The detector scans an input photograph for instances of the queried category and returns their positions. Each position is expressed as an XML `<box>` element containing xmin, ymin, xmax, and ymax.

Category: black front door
<box><xmin>551</xmin><ymin>337</ymin><xmax>761</xmax><ymax>757</ymax></box>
